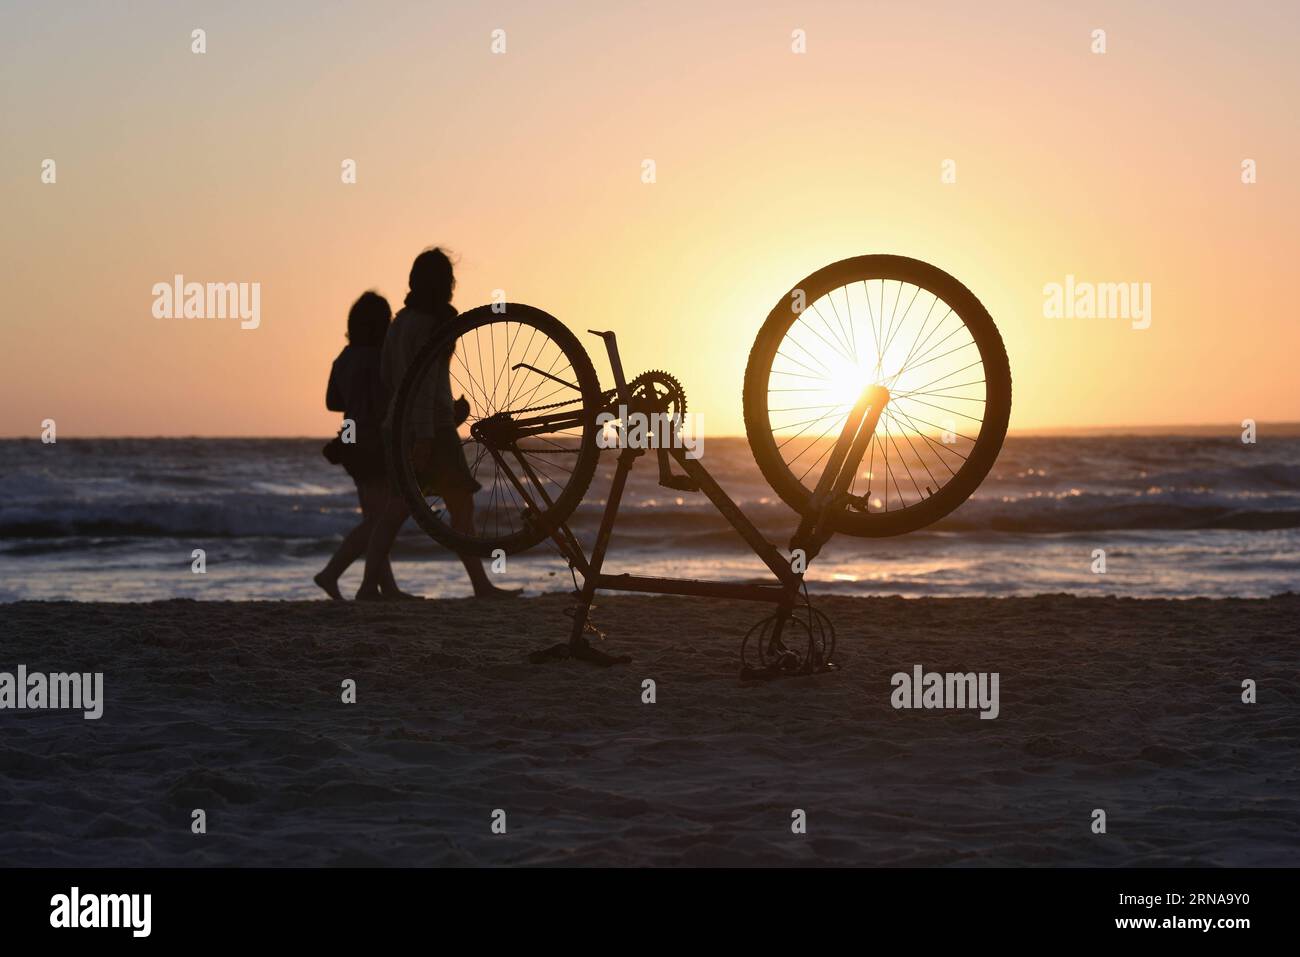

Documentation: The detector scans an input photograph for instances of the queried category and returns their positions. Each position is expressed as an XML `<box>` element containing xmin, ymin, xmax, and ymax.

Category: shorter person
<box><xmin>315</xmin><ymin>291</ymin><xmax>417</xmax><ymax>600</ymax></box>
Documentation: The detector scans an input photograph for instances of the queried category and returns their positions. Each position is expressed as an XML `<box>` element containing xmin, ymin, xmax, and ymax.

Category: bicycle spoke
<box><xmin>767</xmin><ymin>275</ymin><xmax>989</xmax><ymax>516</ymax></box>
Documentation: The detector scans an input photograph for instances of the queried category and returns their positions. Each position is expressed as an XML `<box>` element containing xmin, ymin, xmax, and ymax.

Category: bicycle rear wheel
<box><xmin>743</xmin><ymin>255</ymin><xmax>1011</xmax><ymax>537</ymax></box>
<box><xmin>388</xmin><ymin>303</ymin><xmax>601</xmax><ymax>556</ymax></box>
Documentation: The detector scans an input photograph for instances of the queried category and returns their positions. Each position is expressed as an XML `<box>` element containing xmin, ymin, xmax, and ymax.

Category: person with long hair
<box><xmin>315</xmin><ymin>291</ymin><xmax>416</xmax><ymax>599</ymax></box>
<box><xmin>359</xmin><ymin>247</ymin><xmax>516</xmax><ymax>599</ymax></box>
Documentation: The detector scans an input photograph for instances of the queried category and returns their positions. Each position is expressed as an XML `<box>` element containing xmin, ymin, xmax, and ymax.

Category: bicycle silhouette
<box><xmin>389</xmin><ymin>255</ymin><xmax>1011</xmax><ymax>676</ymax></box>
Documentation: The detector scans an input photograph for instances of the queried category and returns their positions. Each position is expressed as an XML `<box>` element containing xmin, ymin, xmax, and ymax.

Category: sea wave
<box><xmin>2</xmin><ymin>491</ymin><xmax>1297</xmax><ymax>545</ymax></box>
<box><xmin>2</xmin><ymin>435</ymin><xmax>1297</xmax><ymax>546</ymax></box>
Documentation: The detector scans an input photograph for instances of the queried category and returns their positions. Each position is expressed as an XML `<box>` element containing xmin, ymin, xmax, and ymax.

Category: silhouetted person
<box><xmin>315</xmin><ymin>292</ymin><xmax>417</xmax><ymax>600</ymax></box>
<box><xmin>362</xmin><ymin>247</ymin><xmax>516</xmax><ymax>599</ymax></box>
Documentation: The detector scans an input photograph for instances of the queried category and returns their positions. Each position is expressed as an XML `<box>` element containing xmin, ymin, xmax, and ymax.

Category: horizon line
<box><xmin>3</xmin><ymin>421</ymin><xmax>1297</xmax><ymax>441</ymax></box>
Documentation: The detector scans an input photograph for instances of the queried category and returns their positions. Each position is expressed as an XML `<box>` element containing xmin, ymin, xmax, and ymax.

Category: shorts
<box><xmin>342</xmin><ymin>440</ymin><xmax>387</xmax><ymax>482</ymax></box>
<box><xmin>414</xmin><ymin>427</ymin><xmax>482</xmax><ymax>497</ymax></box>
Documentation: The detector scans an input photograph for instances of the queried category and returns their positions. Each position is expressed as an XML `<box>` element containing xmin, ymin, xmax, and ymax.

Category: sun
<box><xmin>818</xmin><ymin>349</ymin><xmax>890</xmax><ymax>419</ymax></box>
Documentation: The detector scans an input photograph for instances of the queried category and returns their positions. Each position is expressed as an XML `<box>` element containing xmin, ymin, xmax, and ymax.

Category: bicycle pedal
<box><xmin>561</xmin><ymin>604</ymin><xmax>605</xmax><ymax>640</ymax></box>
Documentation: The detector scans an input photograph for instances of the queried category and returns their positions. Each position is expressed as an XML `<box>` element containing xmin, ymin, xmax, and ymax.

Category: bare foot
<box><xmin>314</xmin><ymin>572</ymin><xmax>343</xmax><ymax>601</ymax></box>
<box><xmin>354</xmin><ymin>586</ymin><xmax>384</xmax><ymax>601</ymax></box>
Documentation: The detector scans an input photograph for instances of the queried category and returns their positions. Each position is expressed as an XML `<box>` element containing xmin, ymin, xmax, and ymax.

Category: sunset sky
<box><xmin>1</xmin><ymin>0</ymin><xmax>1296</xmax><ymax>437</ymax></box>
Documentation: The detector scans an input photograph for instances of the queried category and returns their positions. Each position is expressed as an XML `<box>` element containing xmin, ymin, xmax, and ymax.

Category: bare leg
<box><xmin>315</xmin><ymin>478</ymin><xmax>378</xmax><ymax>599</ymax></box>
<box><xmin>363</xmin><ymin>482</ymin><xmax>416</xmax><ymax>599</ymax></box>
<box><xmin>357</xmin><ymin>484</ymin><xmax>410</xmax><ymax>600</ymax></box>
<box><xmin>444</xmin><ymin>487</ymin><xmax>519</xmax><ymax>598</ymax></box>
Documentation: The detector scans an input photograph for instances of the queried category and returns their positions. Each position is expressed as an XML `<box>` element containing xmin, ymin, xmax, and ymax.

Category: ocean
<box><xmin>1</xmin><ymin>433</ymin><xmax>1297</xmax><ymax>601</ymax></box>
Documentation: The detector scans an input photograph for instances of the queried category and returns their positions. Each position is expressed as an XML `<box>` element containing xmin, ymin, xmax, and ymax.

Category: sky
<box><xmin>1</xmin><ymin>0</ymin><xmax>1296</xmax><ymax>437</ymax></box>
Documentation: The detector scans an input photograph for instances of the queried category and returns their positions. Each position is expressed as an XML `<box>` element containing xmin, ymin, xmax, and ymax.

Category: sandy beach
<box><xmin>1</xmin><ymin>594</ymin><xmax>1296</xmax><ymax>867</ymax></box>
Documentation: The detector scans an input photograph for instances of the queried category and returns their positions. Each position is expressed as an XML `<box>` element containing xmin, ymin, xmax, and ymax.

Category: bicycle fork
<box><xmin>790</xmin><ymin>384</ymin><xmax>890</xmax><ymax>562</ymax></box>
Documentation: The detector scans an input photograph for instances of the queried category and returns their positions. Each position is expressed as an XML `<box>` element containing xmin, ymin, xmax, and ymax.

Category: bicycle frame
<box><xmin>483</xmin><ymin>329</ymin><xmax>889</xmax><ymax>673</ymax></box>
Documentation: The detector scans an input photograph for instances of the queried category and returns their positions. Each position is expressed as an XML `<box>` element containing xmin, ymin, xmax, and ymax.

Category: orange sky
<box><xmin>1</xmin><ymin>0</ymin><xmax>1296</xmax><ymax>437</ymax></box>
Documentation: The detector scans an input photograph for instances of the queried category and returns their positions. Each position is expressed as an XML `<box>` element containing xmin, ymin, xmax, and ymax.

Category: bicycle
<box><xmin>388</xmin><ymin>255</ymin><xmax>1012</xmax><ymax>676</ymax></box>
